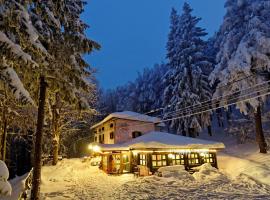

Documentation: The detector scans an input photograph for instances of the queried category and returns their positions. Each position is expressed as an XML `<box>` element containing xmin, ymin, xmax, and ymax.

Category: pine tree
<box><xmin>210</xmin><ymin>0</ymin><xmax>270</xmax><ymax>153</ymax></box>
<box><xmin>163</xmin><ymin>3</ymin><xmax>212</xmax><ymax>137</ymax></box>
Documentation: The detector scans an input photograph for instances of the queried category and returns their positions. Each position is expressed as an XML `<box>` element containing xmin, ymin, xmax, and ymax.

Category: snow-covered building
<box><xmin>90</xmin><ymin>111</ymin><xmax>165</xmax><ymax>144</ymax></box>
<box><xmin>90</xmin><ymin>131</ymin><xmax>225</xmax><ymax>176</ymax></box>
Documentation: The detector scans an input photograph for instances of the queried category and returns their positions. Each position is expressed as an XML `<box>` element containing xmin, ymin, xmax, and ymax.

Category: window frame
<box><xmin>110</xmin><ymin>132</ymin><xmax>114</xmax><ymax>139</ymax></box>
<box><xmin>170</xmin><ymin>153</ymin><xmax>185</xmax><ymax>165</ymax></box>
<box><xmin>152</xmin><ymin>154</ymin><xmax>167</xmax><ymax>168</ymax></box>
<box><xmin>139</xmin><ymin>154</ymin><xmax>147</xmax><ymax>166</ymax></box>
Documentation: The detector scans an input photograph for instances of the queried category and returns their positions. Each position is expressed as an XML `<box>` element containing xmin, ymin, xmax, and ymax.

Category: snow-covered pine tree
<box><xmin>28</xmin><ymin>1</ymin><xmax>100</xmax><ymax>198</ymax></box>
<box><xmin>209</xmin><ymin>0</ymin><xmax>270</xmax><ymax>153</ymax></box>
<box><xmin>163</xmin><ymin>3</ymin><xmax>212</xmax><ymax>137</ymax></box>
<box><xmin>133</xmin><ymin>63</ymin><xmax>168</xmax><ymax>113</ymax></box>
<box><xmin>0</xmin><ymin>0</ymin><xmax>47</xmax><ymax>104</ymax></box>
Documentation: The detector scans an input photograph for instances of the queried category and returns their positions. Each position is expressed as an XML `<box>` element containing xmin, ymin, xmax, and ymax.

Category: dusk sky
<box><xmin>82</xmin><ymin>0</ymin><xmax>226</xmax><ymax>89</ymax></box>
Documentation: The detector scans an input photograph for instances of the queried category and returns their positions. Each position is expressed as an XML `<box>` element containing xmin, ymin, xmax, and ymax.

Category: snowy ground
<box><xmin>40</xmin><ymin>154</ymin><xmax>270</xmax><ymax>200</ymax></box>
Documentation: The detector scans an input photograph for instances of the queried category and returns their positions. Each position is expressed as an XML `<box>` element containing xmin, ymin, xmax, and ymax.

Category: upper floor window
<box><xmin>102</xmin><ymin>127</ymin><xmax>105</xmax><ymax>131</ymax></box>
<box><xmin>110</xmin><ymin>123</ymin><xmax>114</xmax><ymax>128</ymax></box>
<box><xmin>132</xmin><ymin>131</ymin><xmax>142</xmax><ymax>138</ymax></box>
<box><xmin>98</xmin><ymin>135</ymin><xmax>101</xmax><ymax>142</ymax></box>
<box><xmin>98</xmin><ymin>128</ymin><xmax>101</xmax><ymax>133</ymax></box>
<box><xmin>94</xmin><ymin>136</ymin><xmax>97</xmax><ymax>142</ymax></box>
<box><xmin>110</xmin><ymin>132</ymin><xmax>114</xmax><ymax>139</ymax></box>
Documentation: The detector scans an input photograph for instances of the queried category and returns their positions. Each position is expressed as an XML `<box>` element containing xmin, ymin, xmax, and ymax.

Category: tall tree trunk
<box><xmin>52</xmin><ymin>93</ymin><xmax>61</xmax><ymax>166</ymax></box>
<box><xmin>254</xmin><ymin>106</ymin><xmax>267</xmax><ymax>154</ymax></box>
<box><xmin>1</xmin><ymin>118</ymin><xmax>7</xmax><ymax>161</ymax></box>
<box><xmin>52</xmin><ymin>138</ymin><xmax>59</xmax><ymax>165</ymax></box>
<box><xmin>1</xmin><ymin>85</ymin><xmax>7</xmax><ymax>161</ymax></box>
<box><xmin>31</xmin><ymin>76</ymin><xmax>47</xmax><ymax>200</ymax></box>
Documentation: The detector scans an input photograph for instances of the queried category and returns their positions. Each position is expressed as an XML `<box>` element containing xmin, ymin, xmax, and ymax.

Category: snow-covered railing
<box><xmin>18</xmin><ymin>168</ymin><xmax>33</xmax><ymax>200</ymax></box>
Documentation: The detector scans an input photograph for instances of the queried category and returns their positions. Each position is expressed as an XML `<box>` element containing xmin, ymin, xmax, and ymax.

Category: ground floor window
<box><xmin>139</xmin><ymin>154</ymin><xmax>147</xmax><ymax>166</ymax></box>
<box><xmin>152</xmin><ymin>154</ymin><xmax>167</xmax><ymax>167</ymax></box>
<box><xmin>201</xmin><ymin>153</ymin><xmax>215</xmax><ymax>164</ymax></box>
<box><xmin>171</xmin><ymin>154</ymin><xmax>185</xmax><ymax>165</ymax></box>
<box><xmin>188</xmin><ymin>153</ymin><xmax>200</xmax><ymax>165</ymax></box>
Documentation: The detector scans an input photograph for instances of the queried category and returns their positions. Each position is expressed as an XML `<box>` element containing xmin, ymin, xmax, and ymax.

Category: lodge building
<box><xmin>90</xmin><ymin>111</ymin><xmax>225</xmax><ymax>176</ymax></box>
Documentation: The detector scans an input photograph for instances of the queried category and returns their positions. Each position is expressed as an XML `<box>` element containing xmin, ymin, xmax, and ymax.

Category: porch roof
<box><xmin>96</xmin><ymin>131</ymin><xmax>225</xmax><ymax>151</ymax></box>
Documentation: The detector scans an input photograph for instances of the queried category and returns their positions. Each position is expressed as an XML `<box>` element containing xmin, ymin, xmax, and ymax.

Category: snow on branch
<box><xmin>0</xmin><ymin>32</ymin><xmax>37</xmax><ymax>66</ymax></box>
<box><xmin>15</xmin><ymin>1</ymin><xmax>48</xmax><ymax>55</ymax></box>
<box><xmin>0</xmin><ymin>64</ymin><xmax>35</xmax><ymax>105</ymax></box>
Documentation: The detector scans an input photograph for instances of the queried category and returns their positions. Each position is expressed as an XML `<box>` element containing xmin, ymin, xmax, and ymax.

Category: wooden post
<box><xmin>254</xmin><ymin>106</ymin><xmax>267</xmax><ymax>153</ymax></box>
<box><xmin>31</xmin><ymin>76</ymin><xmax>47</xmax><ymax>200</ymax></box>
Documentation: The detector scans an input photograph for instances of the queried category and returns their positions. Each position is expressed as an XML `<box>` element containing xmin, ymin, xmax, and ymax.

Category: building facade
<box><xmin>91</xmin><ymin>111</ymin><xmax>164</xmax><ymax>144</ymax></box>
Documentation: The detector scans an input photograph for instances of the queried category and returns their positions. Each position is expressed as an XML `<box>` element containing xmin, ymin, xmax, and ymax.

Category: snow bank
<box><xmin>0</xmin><ymin>161</ymin><xmax>12</xmax><ymax>197</ymax></box>
<box><xmin>157</xmin><ymin>165</ymin><xmax>194</xmax><ymax>180</ymax></box>
<box><xmin>218</xmin><ymin>153</ymin><xmax>270</xmax><ymax>186</ymax></box>
<box><xmin>192</xmin><ymin>163</ymin><xmax>225</xmax><ymax>181</ymax></box>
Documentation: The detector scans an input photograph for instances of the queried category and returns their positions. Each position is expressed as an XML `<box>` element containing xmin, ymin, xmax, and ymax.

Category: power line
<box><xmin>164</xmin><ymin>81</ymin><xmax>270</xmax><ymax>119</ymax></box>
<box><xmin>116</xmin><ymin>82</ymin><xmax>270</xmax><ymax>130</ymax></box>
<box><xmin>145</xmin><ymin>66</ymin><xmax>268</xmax><ymax>117</ymax></box>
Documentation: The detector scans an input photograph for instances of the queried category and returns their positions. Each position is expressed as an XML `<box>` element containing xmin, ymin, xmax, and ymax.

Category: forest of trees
<box><xmin>0</xmin><ymin>0</ymin><xmax>99</xmax><ymax>199</ymax></box>
<box><xmin>0</xmin><ymin>0</ymin><xmax>270</xmax><ymax>198</ymax></box>
<box><xmin>100</xmin><ymin>1</ymin><xmax>270</xmax><ymax>153</ymax></box>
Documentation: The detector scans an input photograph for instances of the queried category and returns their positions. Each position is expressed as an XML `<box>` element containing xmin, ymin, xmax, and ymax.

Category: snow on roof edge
<box><xmin>91</xmin><ymin>111</ymin><xmax>162</xmax><ymax>129</ymax></box>
<box><xmin>95</xmin><ymin>131</ymin><xmax>225</xmax><ymax>151</ymax></box>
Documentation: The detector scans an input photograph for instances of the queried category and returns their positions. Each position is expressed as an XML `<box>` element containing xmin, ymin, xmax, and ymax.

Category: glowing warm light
<box><xmin>93</xmin><ymin>145</ymin><xmax>101</xmax><ymax>152</ymax></box>
<box><xmin>123</xmin><ymin>154</ymin><xmax>127</xmax><ymax>158</ymax></box>
<box><xmin>200</xmin><ymin>153</ymin><xmax>206</xmax><ymax>156</ymax></box>
<box><xmin>168</xmin><ymin>154</ymin><xmax>174</xmax><ymax>159</ymax></box>
<box><xmin>88</xmin><ymin>144</ymin><xmax>93</xmax><ymax>150</ymax></box>
<box><xmin>130</xmin><ymin>149</ymin><xmax>215</xmax><ymax>154</ymax></box>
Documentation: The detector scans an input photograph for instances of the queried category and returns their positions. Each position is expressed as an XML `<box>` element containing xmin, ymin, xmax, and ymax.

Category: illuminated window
<box><xmin>202</xmin><ymin>153</ymin><xmax>215</xmax><ymax>164</ymax></box>
<box><xmin>188</xmin><ymin>153</ymin><xmax>200</xmax><ymax>165</ymax></box>
<box><xmin>171</xmin><ymin>154</ymin><xmax>185</xmax><ymax>165</ymax></box>
<box><xmin>152</xmin><ymin>154</ymin><xmax>167</xmax><ymax>167</ymax></box>
<box><xmin>139</xmin><ymin>154</ymin><xmax>147</xmax><ymax>166</ymax></box>
<box><xmin>110</xmin><ymin>132</ymin><xmax>114</xmax><ymax>139</ymax></box>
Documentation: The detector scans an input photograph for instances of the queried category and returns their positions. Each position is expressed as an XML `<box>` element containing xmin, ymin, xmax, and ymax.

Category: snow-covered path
<box><xmin>40</xmin><ymin>158</ymin><xmax>270</xmax><ymax>200</ymax></box>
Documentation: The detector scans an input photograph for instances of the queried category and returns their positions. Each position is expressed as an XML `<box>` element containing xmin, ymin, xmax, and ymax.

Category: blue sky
<box><xmin>82</xmin><ymin>0</ymin><xmax>226</xmax><ymax>89</ymax></box>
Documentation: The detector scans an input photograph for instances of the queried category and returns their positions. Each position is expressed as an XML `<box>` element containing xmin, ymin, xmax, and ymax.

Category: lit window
<box><xmin>139</xmin><ymin>154</ymin><xmax>147</xmax><ymax>166</ymax></box>
<box><xmin>171</xmin><ymin>154</ymin><xmax>185</xmax><ymax>165</ymax></box>
<box><xmin>188</xmin><ymin>153</ymin><xmax>200</xmax><ymax>165</ymax></box>
<box><xmin>152</xmin><ymin>154</ymin><xmax>167</xmax><ymax>167</ymax></box>
<box><xmin>201</xmin><ymin>153</ymin><xmax>215</xmax><ymax>164</ymax></box>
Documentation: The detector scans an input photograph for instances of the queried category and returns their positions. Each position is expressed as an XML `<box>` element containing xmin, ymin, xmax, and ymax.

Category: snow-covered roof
<box><xmin>97</xmin><ymin>131</ymin><xmax>225</xmax><ymax>151</ymax></box>
<box><xmin>91</xmin><ymin>111</ymin><xmax>162</xmax><ymax>129</ymax></box>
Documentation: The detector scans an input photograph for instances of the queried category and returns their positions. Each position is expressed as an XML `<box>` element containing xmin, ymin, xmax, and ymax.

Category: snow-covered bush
<box><xmin>192</xmin><ymin>163</ymin><xmax>225</xmax><ymax>181</ymax></box>
<box><xmin>157</xmin><ymin>165</ymin><xmax>194</xmax><ymax>180</ymax></box>
<box><xmin>0</xmin><ymin>160</ymin><xmax>12</xmax><ymax>197</ymax></box>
